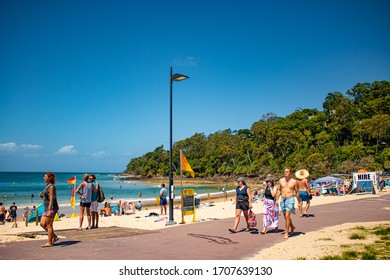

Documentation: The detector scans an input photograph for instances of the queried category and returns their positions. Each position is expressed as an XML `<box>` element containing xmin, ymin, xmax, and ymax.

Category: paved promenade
<box><xmin>0</xmin><ymin>194</ymin><xmax>389</xmax><ymax>260</ymax></box>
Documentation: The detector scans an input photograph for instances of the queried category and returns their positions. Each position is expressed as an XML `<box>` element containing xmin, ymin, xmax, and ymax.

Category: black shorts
<box><xmin>236</xmin><ymin>200</ymin><xmax>249</xmax><ymax>211</ymax></box>
<box><xmin>80</xmin><ymin>202</ymin><xmax>91</xmax><ymax>208</ymax></box>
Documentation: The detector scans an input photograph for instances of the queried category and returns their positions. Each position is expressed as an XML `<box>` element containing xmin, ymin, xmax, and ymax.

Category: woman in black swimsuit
<box><xmin>39</xmin><ymin>172</ymin><xmax>59</xmax><ymax>248</ymax></box>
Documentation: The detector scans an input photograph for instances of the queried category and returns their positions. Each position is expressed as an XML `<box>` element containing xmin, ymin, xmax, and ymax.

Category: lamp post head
<box><xmin>171</xmin><ymin>73</ymin><xmax>189</xmax><ymax>82</ymax></box>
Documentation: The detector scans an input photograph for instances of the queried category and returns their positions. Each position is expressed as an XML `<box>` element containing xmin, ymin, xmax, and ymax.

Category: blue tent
<box><xmin>28</xmin><ymin>203</ymin><xmax>44</xmax><ymax>223</ymax></box>
<box><xmin>313</xmin><ymin>176</ymin><xmax>343</xmax><ymax>185</ymax></box>
<box><xmin>313</xmin><ymin>176</ymin><xmax>344</xmax><ymax>195</ymax></box>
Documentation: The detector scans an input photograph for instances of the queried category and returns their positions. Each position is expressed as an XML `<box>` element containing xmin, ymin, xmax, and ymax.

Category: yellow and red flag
<box><xmin>68</xmin><ymin>176</ymin><xmax>76</xmax><ymax>209</ymax></box>
<box><xmin>70</xmin><ymin>187</ymin><xmax>75</xmax><ymax>209</ymax></box>
<box><xmin>67</xmin><ymin>176</ymin><xmax>76</xmax><ymax>185</ymax></box>
<box><xmin>181</xmin><ymin>150</ymin><xmax>195</xmax><ymax>178</ymax></box>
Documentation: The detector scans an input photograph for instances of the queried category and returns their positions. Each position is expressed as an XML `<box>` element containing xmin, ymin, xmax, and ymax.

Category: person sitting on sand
<box><xmin>125</xmin><ymin>202</ymin><xmax>136</xmax><ymax>215</ymax></box>
<box><xmin>117</xmin><ymin>199</ymin><xmax>128</xmax><ymax>216</ymax></box>
<box><xmin>100</xmin><ymin>202</ymin><xmax>112</xmax><ymax>217</ymax></box>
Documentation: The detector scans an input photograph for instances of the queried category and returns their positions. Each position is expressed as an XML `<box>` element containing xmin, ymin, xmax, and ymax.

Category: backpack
<box><xmin>248</xmin><ymin>209</ymin><xmax>257</xmax><ymax>228</ymax></box>
<box><xmin>97</xmin><ymin>184</ymin><xmax>105</xmax><ymax>203</ymax></box>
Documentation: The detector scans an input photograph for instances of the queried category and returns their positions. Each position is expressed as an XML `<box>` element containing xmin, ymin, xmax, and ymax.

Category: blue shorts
<box><xmin>160</xmin><ymin>197</ymin><xmax>167</xmax><ymax>206</ymax></box>
<box><xmin>280</xmin><ymin>197</ymin><xmax>295</xmax><ymax>213</ymax></box>
<box><xmin>299</xmin><ymin>191</ymin><xmax>311</xmax><ymax>202</ymax></box>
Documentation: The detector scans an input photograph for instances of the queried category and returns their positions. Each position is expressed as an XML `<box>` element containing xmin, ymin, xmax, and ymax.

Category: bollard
<box><xmin>25</xmin><ymin>207</ymin><xmax>29</xmax><ymax>227</ymax></box>
<box><xmin>35</xmin><ymin>210</ymin><xmax>38</xmax><ymax>226</ymax></box>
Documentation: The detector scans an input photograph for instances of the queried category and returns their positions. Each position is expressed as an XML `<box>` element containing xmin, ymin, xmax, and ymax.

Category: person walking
<box><xmin>260</xmin><ymin>175</ymin><xmax>279</xmax><ymax>234</ymax></box>
<box><xmin>39</xmin><ymin>172</ymin><xmax>59</xmax><ymax>247</ymax></box>
<box><xmin>159</xmin><ymin>183</ymin><xmax>168</xmax><ymax>215</ymax></box>
<box><xmin>76</xmin><ymin>174</ymin><xmax>92</xmax><ymax>230</ymax></box>
<box><xmin>295</xmin><ymin>169</ymin><xmax>312</xmax><ymax>217</ymax></box>
<box><xmin>279</xmin><ymin>168</ymin><xmax>300</xmax><ymax>239</ymax></box>
<box><xmin>229</xmin><ymin>177</ymin><xmax>252</xmax><ymax>233</ymax></box>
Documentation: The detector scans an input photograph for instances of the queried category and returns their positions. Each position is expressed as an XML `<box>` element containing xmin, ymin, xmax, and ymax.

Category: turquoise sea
<box><xmin>0</xmin><ymin>172</ymin><xmax>228</xmax><ymax>211</ymax></box>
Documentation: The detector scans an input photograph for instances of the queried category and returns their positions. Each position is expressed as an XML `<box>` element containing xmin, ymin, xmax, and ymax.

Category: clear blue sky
<box><xmin>1</xmin><ymin>0</ymin><xmax>389</xmax><ymax>172</ymax></box>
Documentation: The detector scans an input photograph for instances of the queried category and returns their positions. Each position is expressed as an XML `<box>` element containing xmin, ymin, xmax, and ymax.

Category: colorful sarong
<box><xmin>263</xmin><ymin>198</ymin><xmax>279</xmax><ymax>228</ymax></box>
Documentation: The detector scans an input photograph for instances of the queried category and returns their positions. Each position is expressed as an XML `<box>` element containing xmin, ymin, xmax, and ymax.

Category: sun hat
<box><xmin>236</xmin><ymin>177</ymin><xmax>245</xmax><ymax>182</ymax></box>
<box><xmin>265</xmin><ymin>175</ymin><xmax>274</xmax><ymax>182</ymax></box>
<box><xmin>295</xmin><ymin>169</ymin><xmax>310</xmax><ymax>179</ymax></box>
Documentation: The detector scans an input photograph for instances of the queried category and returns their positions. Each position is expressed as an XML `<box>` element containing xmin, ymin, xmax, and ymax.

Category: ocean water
<box><xmin>0</xmin><ymin>172</ymin><xmax>227</xmax><ymax>210</ymax></box>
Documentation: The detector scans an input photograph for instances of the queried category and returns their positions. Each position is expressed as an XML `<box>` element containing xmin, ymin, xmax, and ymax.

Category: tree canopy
<box><xmin>125</xmin><ymin>81</ymin><xmax>390</xmax><ymax>179</ymax></box>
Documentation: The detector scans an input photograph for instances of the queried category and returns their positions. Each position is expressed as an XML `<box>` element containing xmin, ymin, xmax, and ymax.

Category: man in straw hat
<box><xmin>279</xmin><ymin>167</ymin><xmax>300</xmax><ymax>239</ymax></box>
<box><xmin>295</xmin><ymin>169</ymin><xmax>312</xmax><ymax>218</ymax></box>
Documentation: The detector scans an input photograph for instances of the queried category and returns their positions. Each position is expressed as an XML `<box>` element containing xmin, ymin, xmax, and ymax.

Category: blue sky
<box><xmin>0</xmin><ymin>0</ymin><xmax>389</xmax><ymax>172</ymax></box>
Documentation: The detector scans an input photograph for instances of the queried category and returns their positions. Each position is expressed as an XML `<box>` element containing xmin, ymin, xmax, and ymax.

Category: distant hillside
<box><xmin>125</xmin><ymin>81</ymin><xmax>390</xmax><ymax>179</ymax></box>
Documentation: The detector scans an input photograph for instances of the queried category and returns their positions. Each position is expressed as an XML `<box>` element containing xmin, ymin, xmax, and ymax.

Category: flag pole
<box><xmin>71</xmin><ymin>177</ymin><xmax>77</xmax><ymax>218</ymax></box>
<box><xmin>180</xmin><ymin>149</ymin><xmax>183</xmax><ymax>189</ymax></box>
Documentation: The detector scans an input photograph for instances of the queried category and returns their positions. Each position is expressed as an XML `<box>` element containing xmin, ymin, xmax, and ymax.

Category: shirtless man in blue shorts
<box><xmin>278</xmin><ymin>168</ymin><xmax>300</xmax><ymax>239</ymax></box>
<box><xmin>295</xmin><ymin>169</ymin><xmax>311</xmax><ymax>217</ymax></box>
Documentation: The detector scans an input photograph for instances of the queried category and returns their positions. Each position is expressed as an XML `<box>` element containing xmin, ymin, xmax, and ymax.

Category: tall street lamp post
<box><xmin>168</xmin><ymin>66</ymin><xmax>189</xmax><ymax>225</ymax></box>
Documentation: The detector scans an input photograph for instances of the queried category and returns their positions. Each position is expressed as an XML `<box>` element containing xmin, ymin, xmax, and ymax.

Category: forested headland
<box><xmin>125</xmin><ymin>81</ymin><xmax>390</xmax><ymax>180</ymax></box>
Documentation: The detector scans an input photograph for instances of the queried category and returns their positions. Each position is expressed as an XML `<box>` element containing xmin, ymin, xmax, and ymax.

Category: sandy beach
<box><xmin>1</xmin><ymin>190</ymin><xmax>388</xmax><ymax>260</ymax></box>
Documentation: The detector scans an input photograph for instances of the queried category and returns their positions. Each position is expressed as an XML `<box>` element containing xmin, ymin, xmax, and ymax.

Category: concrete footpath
<box><xmin>0</xmin><ymin>194</ymin><xmax>389</xmax><ymax>260</ymax></box>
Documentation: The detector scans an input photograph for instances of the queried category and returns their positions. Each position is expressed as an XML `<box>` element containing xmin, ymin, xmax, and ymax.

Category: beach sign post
<box><xmin>179</xmin><ymin>149</ymin><xmax>196</xmax><ymax>224</ymax></box>
<box><xmin>181</xmin><ymin>188</ymin><xmax>196</xmax><ymax>223</ymax></box>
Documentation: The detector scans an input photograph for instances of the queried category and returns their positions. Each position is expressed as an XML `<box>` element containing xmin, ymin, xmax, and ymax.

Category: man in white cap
<box><xmin>279</xmin><ymin>167</ymin><xmax>300</xmax><ymax>239</ymax></box>
<box><xmin>295</xmin><ymin>169</ymin><xmax>312</xmax><ymax>217</ymax></box>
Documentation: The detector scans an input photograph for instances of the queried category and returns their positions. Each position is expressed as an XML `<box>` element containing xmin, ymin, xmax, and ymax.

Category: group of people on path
<box><xmin>229</xmin><ymin>167</ymin><xmax>312</xmax><ymax>240</ymax></box>
<box><xmin>32</xmin><ymin>168</ymin><xmax>310</xmax><ymax>248</ymax></box>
